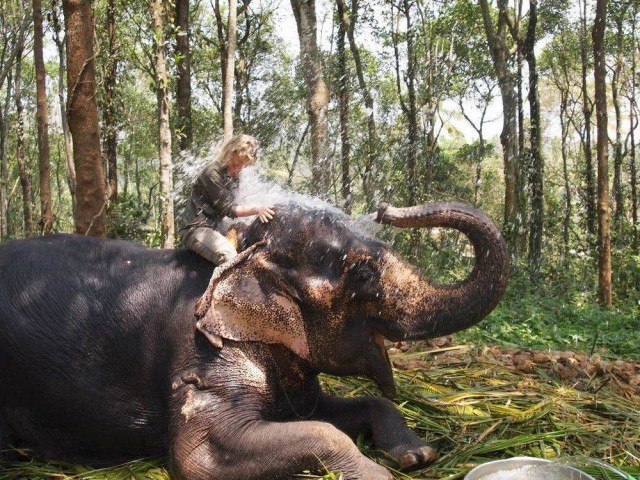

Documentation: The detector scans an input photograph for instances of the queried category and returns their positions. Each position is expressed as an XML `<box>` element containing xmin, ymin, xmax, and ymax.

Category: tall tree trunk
<box><xmin>33</xmin><ymin>0</ymin><xmax>53</xmax><ymax>234</ymax></box>
<box><xmin>51</xmin><ymin>0</ymin><xmax>76</xmax><ymax>214</ymax></box>
<box><xmin>150</xmin><ymin>0</ymin><xmax>175</xmax><ymax>248</ymax></box>
<box><xmin>403</xmin><ymin>0</ymin><xmax>418</xmax><ymax>204</ymax></box>
<box><xmin>631</xmin><ymin>3</ymin><xmax>638</xmax><ymax>248</ymax></box>
<box><xmin>337</xmin><ymin>0</ymin><xmax>377</xmax><ymax>210</ymax></box>
<box><xmin>611</xmin><ymin>13</ymin><xmax>625</xmax><ymax>235</ymax></box>
<box><xmin>525</xmin><ymin>0</ymin><xmax>543</xmax><ymax>277</ymax></box>
<box><xmin>516</xmin><ymin>52</ymin><xmax>525</xmax><ymax>174</ymax></box>
<box><xmin>580</xmin><ymin>0</ymin><xmax>596</xmax><ymax>236</ymax></box>
<box><xmin>391</xmin><ymin>3</ymin><xmax>418</xmax><ymax>205</ymax></box>
<box><xmin>290</xmin><ymin>0</ymin><xmax>330</xmax><ymax>197</ymax></box>
<box><xmin>513</xmin><ymin>8</ymin><xmax>527</xmax><ymax>255</ymax></box>
<box><xmin>560</xmin><ymin>91</ymin><xmax>572</xmax><ymax>262</ymax></box>
<box><xmin>63</xmin><ymin>0</ymin><xmax>107</xmax><ymax>237</ymax></box>
<box><xmin>0</xmin><ymin>71</ymin><xmax>12</xmax><ymax>240</ymax></box>
<box><xmin>222</xmin><ymin>0</ymin><xmax>236</xmax><ymax>140</ymax></box>
<box><xmin>175</xmin><ymin>0</ymin><xmax>192</xmax><ymax>150</ymax></box>
<box><xmin>479</xmin><ymin>0</ymin><xmax>520</xmax><ymax>254</ymax></box>
<box><xmin>336</xmin><ymin>0</ymin><xmax>351</xmax><ymax>214</ymax></box>
<box><xmin>15</xmin><ymin>35</ymin><xmax>33</xmax><ymax>237</ymax></box>
<box><xmin>592</xmin><ymin>0</ymin><xmax>611</xmax><ymax>307</ymax></box>
<box><xmin>104</xmin><ymin>0</ymin><xmax>118</xmax><ymax>204</ymax></box>
<box><xmin>214</xmin><ymin>0</ymin><xmax>227</xmax><ymax>119</ymax></box>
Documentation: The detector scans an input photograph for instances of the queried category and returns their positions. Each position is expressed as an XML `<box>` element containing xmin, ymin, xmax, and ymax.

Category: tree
<box><xmin>501</xmin><ymin>0</ymin><xmax>544</xmax><ymax>275</ymax></box>
<box><xmin>608</xmin><ymin>1</ymin><xmax>629</xmax><ymax>236</ymax></box>
<box><xmin>103</xmin><ymin>0</ymin><xmax>118</xmax><ymax>204</ymax></box>
<box><xmin>15</xmin><ymin>24</ymin><xmax>33</xmax><ymax>236</ymax></box>
<box><xmin>336</xmin><ymin>0</ymin><xmax>377</xmax><ymax>210</ymax></box>
<box><xmin>149</xmin><ymin>0</ymin><xmax>175</xmax><ymax>248</ymax></box>
<box><xmin>63</xmin><ymin>0</ymin><xmax>107</xmax><ymax>237</ymax></box>
<box><xmin>0</xmin><ymin>0</ymin><xmax>30</xmax><ymax>238</ymax></box>
<box><xmin>223</xmin><ymin>0</ymin><xmax>236</xmax><ymax>140</ymax></box>
<box><xmin>290</xmin><ymin>0</ymin><xmax>330</xmax><ymax>197</ymax></box>
<box><xmin>0</xmin><ymin>70</ymin><xmax>11</xmax><ymax>239</ymax></box>
<box><xmin>543</xmin><ymin>28</ymin><xmax>580</xmax><ymax>261</ymax></box>
<box><xmin>336</xmin><ymin>0</ymin><xmax>351</xmax><ymax>214</ymax></box>
<box><xmin>479</xmin><ymin>0</ymin><xmax>523</xmax><ymax>253</ymax></box>
<box><xmin>579</xmin><ymin>0</ymin><xmax>596</xmax><ymax>236</ymax></box>
<box><xmin>32</xmin><ymin>0</ymin><xmax>53</xmax><ymax>233</ymax></box>
<box><xmin>175</xmin><ymin>0</ymin><xmax>192</xmax><ymax>150</ymax></box>
<box><xmin>51</xmin><ymin>0</ymin><xmax>75</xmax><ymax>214</ymax></box>
<box><xmin>592</xmin><ymin>0</ymin><xmax>611</xmax><ymax>306</ymax></box>
<box><xmin>630</xmin><ymin>2</ymin><xmax>638</xmax><ymax>247</ymax></box>
<box><xmin>391</xmin><ymin>1</ymin><xmax>419</xmax><ymax>204</ymax></box>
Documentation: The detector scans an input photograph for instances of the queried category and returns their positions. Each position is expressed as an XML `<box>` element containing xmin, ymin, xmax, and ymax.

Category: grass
<box><xmin>1</xmin><ymin>344</ymin><xmax>638</xmax><ymax>480</ymax></box>
<box><xmin>456</xmin><ymin>272</ymin><xmax>640</xmax><ymax>360</ymax></box>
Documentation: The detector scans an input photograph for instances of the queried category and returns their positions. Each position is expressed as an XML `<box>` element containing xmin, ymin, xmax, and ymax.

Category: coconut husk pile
<box><xmin>390</xmin><ymin>338</ymin><xmax>640</xmax><ymax>400</ymax></box>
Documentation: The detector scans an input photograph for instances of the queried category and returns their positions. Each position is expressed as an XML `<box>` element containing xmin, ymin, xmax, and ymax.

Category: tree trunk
<box><xmin>403</xmin><ymin>0</ymin><xmax>418</xmax><ymax>204</ymax></box>
<box><xmin>175</xmin><ymin>0</ymin><xmax>192</xmax><ymax>150</ymax></box>
<box><xmin>63</xmin><ymin>0</ymin><xmax>107</xmax><ymax>237</ymax></box>
<box><xmin>337</xmin><ymin>0</ymin><xmax>377</xmax><ymax>210</ymax></box>
<box><xmin>631</xmin><ymin>4</ymin><xmax>638</xmax><ymax>248</ymax></box>
<box><xmin>479</xmin><ymin>0</ymin><xmax>520</xmax><ymax>254</ymax></box>
<box><xmin>33</xmin><ymin>0</ymin><xmax>53</xmax><ymax>234</ymax></box>
<box><xmin>0</xmin><ymin>71</ymin><xmax>12</xmax><ymax>240</ymax></box>
<box><xmin>560</xmin><ymin>91</ymin><xmax>572</xmax><ymax>262</ymax></box>
<box><xmin>336</xmin><ymin>0</ymin><xmax>351</xmax><ymax>214</ymax></box>
<box><xmin>150</xmin><ymin>0</ymin><xmax>175</xmax><ymax>248</ymax></box>
<box><xmin>517</xmin><ymin>50</ymin><xmax>525</xmax><ymax>162</ymax></box>
<box><xmin>290</xmin><ymin>0</ymin><xmax>330</xmax><ymax>197</ymax></box>
<box><xmin>222</xmin><ymin>0</ymin><xmax>237</xmax><ymax>140</ymax></box>
<box><xmin>580</xmin><ymin>0</ymin><xmax>596</xmax><ymax>236</ymax></box>
<box><xmin>104</xmin><ymin>0</ymin><xmax>118</xmax><ymax>204</ymax></box>
<box><xmin>611</xmin><ymin>13</ymin><xmax>625</xmax><ymax>235</ymax></box>
<box><xmin>214</xmin><ymin>0</ymin><xmax>227</xmax><ymax>118</ymax></box>
<box><xmin>525</xmin><ymin>0</ymin><xmax>543</xmax><ymax>277</ymax></box>
<box><xmin>15</xmin><ymin>35</ymin><xmax>33</xmax><ymax>237</ymax></box>
<box><xmin>592</xmin><ymin>0</ymin><xmax>611</xmax><ymax>307</ymax></box>
<box><xmin>51</xmin><ymin>0</ymin><xmax>76</xmax><ymax>214</ymax></box>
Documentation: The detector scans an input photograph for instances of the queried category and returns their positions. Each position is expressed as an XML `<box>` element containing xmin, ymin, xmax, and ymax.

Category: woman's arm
<box><xmin>231</xmin><ymin>205</ymin><xmax>275</xmax><ymax>223</ymax></box>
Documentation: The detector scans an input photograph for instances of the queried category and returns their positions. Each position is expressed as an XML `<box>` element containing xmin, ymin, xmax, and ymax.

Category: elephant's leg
<box><xmin>170</xmin><ymin>415</ymin><xmax>392</xmax><ymax>480</ymax></box>
<box><xmin>169</xmin><ymin>379</ymin><xmax>391</xmax><ymax>480</ymax></box>
<box><xmin>312</xmin><ymin>394</ymin><xmax>437</xmax><ymax>471</ymax></box>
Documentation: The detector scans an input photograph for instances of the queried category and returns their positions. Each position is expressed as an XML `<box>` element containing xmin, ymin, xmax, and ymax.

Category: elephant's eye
<box><xmin>350</xmin><ymin>259</ymin><xmax>378</xmax><ymax>283</ymax></box>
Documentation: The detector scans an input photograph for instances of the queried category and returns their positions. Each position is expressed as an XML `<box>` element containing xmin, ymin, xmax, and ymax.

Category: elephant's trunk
<box><xmin>375</xmin><ymin>202</ymin><xmax>509</xmax><ymax>340</ymax></box>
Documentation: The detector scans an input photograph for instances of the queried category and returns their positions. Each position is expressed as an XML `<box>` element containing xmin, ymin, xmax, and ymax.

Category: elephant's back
<box><xmin>0</xmin><ymin>234</ymin><xmax>212</xmax><ymax>461</ymax></box>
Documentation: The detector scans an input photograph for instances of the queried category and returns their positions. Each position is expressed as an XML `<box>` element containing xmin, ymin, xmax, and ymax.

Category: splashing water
<box><xmin>172</xmin><ymin>142</ymin><xmax>383</xmax><ymax>237</ymax></box>
<box><xmin>172</xmin><ymin>141</ymin><xmax>225</xmax><ymax>224</ymax></box>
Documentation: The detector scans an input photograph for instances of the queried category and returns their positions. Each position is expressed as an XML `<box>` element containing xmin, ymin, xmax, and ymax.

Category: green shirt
<box><xmin>183</xmin><ymin>162</ymin><xmax>239</xmax><ymax>230</ymax></box>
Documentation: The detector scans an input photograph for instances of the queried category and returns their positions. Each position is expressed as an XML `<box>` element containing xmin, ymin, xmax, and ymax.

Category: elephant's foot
<box><xmin>348</xmin><ymin>455</ymin><xmax>394</xmax><ymax>480</ymax></box>
<box><xmin>383</xmin><ymin>442</ymin><xmax>438</xmax><ymax>471</ymax></box>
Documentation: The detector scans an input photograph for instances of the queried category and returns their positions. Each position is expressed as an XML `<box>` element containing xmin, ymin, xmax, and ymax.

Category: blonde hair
<box><xmin>217</xmin><ymin>134</ymin><xmax>259</xmax><ymax>167</ymax></box>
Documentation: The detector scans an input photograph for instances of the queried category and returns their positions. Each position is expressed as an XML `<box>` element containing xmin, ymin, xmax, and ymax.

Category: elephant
<box><xmin>0</xmin><ymin>201</ymin><xmax>509</xmax><ymax>479</ymax></box>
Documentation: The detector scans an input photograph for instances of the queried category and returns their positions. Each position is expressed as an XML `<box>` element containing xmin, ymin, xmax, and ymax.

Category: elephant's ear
<box><xmin>194</xmin><ymin>242</ymin><xmax>309</xmax><ymax>359</ymax></box>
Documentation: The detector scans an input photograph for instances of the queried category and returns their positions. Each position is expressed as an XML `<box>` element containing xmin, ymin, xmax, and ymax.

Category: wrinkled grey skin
<box><xmin>0</xmin><ymin>202</ymin><xmax>508</xmax><ymax>480</ymax></box>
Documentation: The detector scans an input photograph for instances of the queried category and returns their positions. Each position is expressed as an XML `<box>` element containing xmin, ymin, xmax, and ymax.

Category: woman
<box><xmin>180</xmin><ymin>134</ymin><xmax>275</xmax><ymax>265</ymax></box>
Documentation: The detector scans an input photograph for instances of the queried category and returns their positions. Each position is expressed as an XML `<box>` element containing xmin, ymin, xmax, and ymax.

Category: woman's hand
<box><xmin>232</xmin><ymin>205</ymin><xmax>275</xmax><ymax>222</ymax></box>
<box><xmin>254</xmin><ymin>206</ymin><xmax>275</xmax><ymax>223</ymax></box>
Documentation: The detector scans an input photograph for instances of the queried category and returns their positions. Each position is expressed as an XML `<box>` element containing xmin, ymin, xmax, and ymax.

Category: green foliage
<box><xmin>458</xmin><ymin>270</ymin><xmax>640</xmax><ymax>359</ymax></box>
<box><xmin>106</xmin><ymin>193</ymin><xmax>156</xmax><ymax>245</ymax></box>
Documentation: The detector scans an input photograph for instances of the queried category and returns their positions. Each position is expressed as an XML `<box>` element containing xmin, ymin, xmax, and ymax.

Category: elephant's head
<box><xmin>195</xmin><ymin>202</ymin><xmax>509</xmax><ymax>399</ymax></box>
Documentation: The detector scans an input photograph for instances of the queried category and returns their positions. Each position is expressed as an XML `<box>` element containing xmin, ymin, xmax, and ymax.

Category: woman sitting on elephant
<box><xmin>180</xmin><ymin>134</ymin><xmax>275</xmax><ymax>265</ymax></box>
